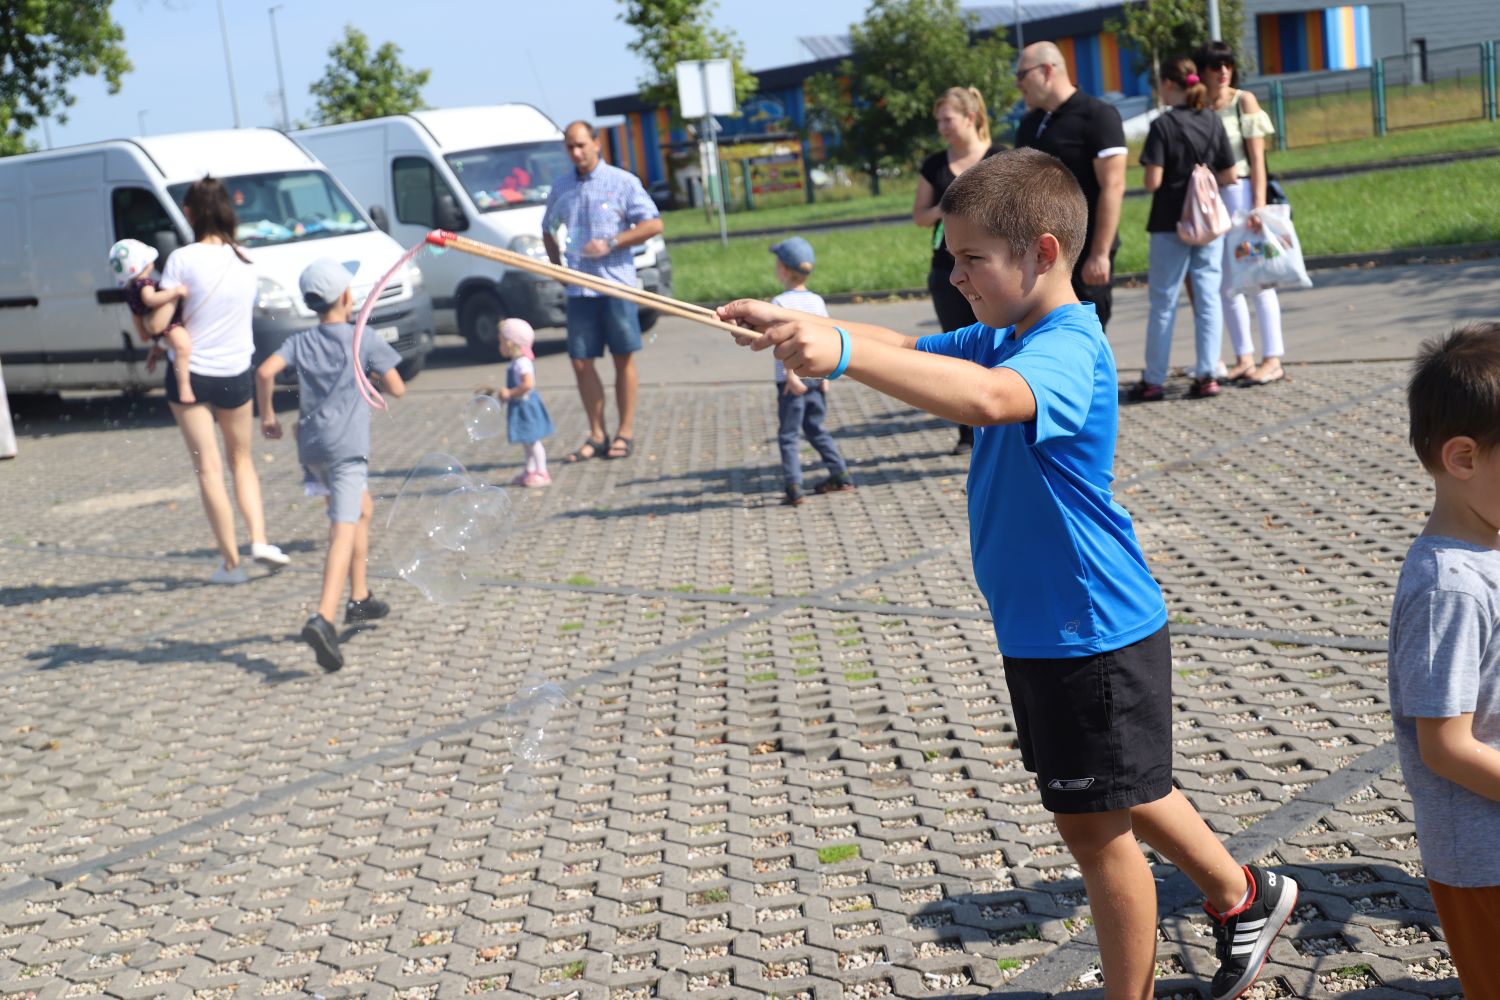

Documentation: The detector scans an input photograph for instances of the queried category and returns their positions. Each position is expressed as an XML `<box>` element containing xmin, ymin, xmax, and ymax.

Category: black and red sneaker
<box><xmin>1207</xmin><ymin>865</ymin><xmax>1298</xmax><ymax>999</ymax></box>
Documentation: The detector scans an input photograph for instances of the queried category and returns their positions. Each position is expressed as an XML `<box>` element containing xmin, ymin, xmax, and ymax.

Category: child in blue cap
<box><xmin>768</xmin><ymin>237</ymin><xmax>854</xmax><ymax>505</ymax></box>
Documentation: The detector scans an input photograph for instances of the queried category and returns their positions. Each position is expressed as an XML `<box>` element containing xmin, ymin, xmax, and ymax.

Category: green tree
<box><xmin>0</xmin><ymin>0</ymin><xmax>131</xmax><ymax>156</ymax></box>
<box><xmin>1109</xmin><ymin>0</ymin><xmax>1248</xmax><ymax>98</ymax></box>
<box><xmin>803</xmin><ymin>0</ymin><xmax>1018</xmax><ymax>177</ymax></box>
<box><xmin>618</xmin><ymin>0</ymin><xmax>758</xmax><ymax>122</ymax></box>
<box><xmin>309</xmin><ymin>25</ymin><xmax>429</xmax><ymax>126</ymax></box>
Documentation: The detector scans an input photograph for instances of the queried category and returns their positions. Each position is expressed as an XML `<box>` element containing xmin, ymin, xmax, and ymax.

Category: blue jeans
<box><xmin>777</xmin><ymin>384</ymin><xmax>846</xmax><ymax>486</ymax></box>
<box><xmin>1143</xmin><ymin>231</ymin><xmax>1225</xmax><ymax>385</ymax></box>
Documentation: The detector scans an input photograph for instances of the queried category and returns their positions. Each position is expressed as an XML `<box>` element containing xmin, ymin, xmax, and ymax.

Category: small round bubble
<box><xmin>464</xmin><ymin>394</ymin><xmax>504</xmax><ymax>442</ymax></box>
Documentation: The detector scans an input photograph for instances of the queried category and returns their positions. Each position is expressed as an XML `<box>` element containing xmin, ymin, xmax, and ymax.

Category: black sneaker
<box><xmin>783</xmin><ymin>484</ymin><xmax>806</xmax><ymax>506</ymax></box>
<box><xmin>813</xmin><ymin>473</ymin><xmax>855</xmax><ymax>495</ymax></box>
<box><xmin>345</xmin><ymin>592</ymin><xmax>390</xmax><ymax>624</ymax></box>
<box><xmin>1207</xmin><ymin>865</ymin><xmax>1298</xmax><ymax>1000</ymax></box>
<box><xmin>300</xmin><ymin>614</ymin><xmax>344</xmax><ymax>672</ymax></box>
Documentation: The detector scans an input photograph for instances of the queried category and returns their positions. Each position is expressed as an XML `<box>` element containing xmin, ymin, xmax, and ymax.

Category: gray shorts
<box><xmin>304</xmin><ymin>458</ymin><xmax>368</xmax><ymax>524</ymax></box>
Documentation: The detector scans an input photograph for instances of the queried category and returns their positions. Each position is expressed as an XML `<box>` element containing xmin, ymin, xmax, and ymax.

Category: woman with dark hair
<box><xmin>146</xmin><ymin>176</ymin><xmax>288</xmax><ymax>582</ymax></box>
<box><xmin>1199</xmin><ymin>40</ymin><xmax>1286</xmax><ymax>385</ymax></box>
<box><xmin>913</xmin><ymin>86</ymin><xmax>1002</xmax><ymax>454</ymax></box>
<box><xmin>1130</xmin><ymin>57</ymin><xmax>1238</xmax><ymax>402</ymax></box>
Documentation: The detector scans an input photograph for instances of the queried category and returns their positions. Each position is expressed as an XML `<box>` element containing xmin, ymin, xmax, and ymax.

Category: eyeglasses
<box><xmin>1014</xmin><ymin>63</ymin><xmax>1049</xmax><ymax>82</ymax></box>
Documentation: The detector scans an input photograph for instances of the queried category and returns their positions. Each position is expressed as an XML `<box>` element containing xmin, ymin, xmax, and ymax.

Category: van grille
<box><xmin>377</xmin><ymin>281</ymin><xmax>403</xmax><ymax>302</ymax></box>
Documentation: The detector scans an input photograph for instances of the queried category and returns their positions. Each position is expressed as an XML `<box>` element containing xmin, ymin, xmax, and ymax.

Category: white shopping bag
<box><xmin>1225</xmin><ymin>204</ymin><xmax>1312</xmax><ymax>296</ymax></box>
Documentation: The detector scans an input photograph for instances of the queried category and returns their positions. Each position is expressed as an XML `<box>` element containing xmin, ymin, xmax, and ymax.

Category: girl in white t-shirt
<box><xmin>144</xmin><ymin>177</ymin><xmax>288</xmax><ymax>583</ymax></box>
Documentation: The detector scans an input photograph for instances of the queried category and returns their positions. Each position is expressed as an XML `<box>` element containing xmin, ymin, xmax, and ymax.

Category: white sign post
<box><xmin>676</xmin><ymin>58</ymin><xmax>736</xmax><ymax>246</ymax></box>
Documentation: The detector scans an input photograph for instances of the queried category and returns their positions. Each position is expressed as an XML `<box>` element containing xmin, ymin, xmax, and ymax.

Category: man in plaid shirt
<box><xmin>542</xmin><ymin>121</ymin><xmax>663</xmax><ymax>462</ymax></box>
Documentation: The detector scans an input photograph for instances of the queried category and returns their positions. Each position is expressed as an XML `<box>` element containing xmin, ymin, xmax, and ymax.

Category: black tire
<box><xmin>638</xmin><ymin>308</ymin><xmax>659</xmax><ymax>333</ymax></box>
<box><xmin>459</xmin><ymin>289</ymin><xmax>505</xmax><ymax>361</ymax></box>
<box><xmin>396</xmin><ymin>352</ymin><xmax>425</xmax><ymax>381</ymax></box>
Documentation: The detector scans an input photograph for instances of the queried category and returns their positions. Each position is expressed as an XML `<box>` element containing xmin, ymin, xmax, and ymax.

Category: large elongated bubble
<box><xmin>464</xmin><ymin>394</ymin><xmax>503</xmax><ymax>442</ymax></box>
<box><xmin>386</xmin><ymin>453</ymin><xmax>514</xmax><ymax>603</ymax></box>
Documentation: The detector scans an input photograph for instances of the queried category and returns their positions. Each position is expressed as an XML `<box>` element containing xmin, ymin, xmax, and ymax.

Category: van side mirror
<box><xmin>368</xmin><ymin>204</ymin><xmax>390</xmax><ymax>233</ymax></box>
<box><xmin>153</xmin><ymin>229</ymin><xmax>182</xmax><ymax>262</ymax></box>
<box><xmin>434</xmin><ymin>193</ymin><xmax>467</xmax><ymax>232</ymax></box>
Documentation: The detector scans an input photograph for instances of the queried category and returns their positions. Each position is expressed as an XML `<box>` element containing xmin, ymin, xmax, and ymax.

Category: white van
<box><xmin>294</xmin><ymin>105</ymin><xmax>673</xmax><ymax>358</ymax></box>
<box><xmin>0</xmin><ymin>128</ymin><xmax>434</xmax><ymax>394</ymax></box>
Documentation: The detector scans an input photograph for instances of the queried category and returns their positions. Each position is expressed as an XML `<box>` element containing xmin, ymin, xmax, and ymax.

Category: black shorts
<box><xmin>1003</xmin><ymin>623</ymin><xmax>1174</xmax><ymax>814</ymax></box>
<box><xmin>164</xmin><ymin>362</ymin><xmax>253</xmax><ymax>409</ymax></box>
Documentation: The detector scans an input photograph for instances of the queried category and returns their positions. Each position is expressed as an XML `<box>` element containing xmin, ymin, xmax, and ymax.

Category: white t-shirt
<box><xmin>159</xmin><ymin>243</ymin><xmax>258</xmax><ymax>376</ymax></box>
<box><xmin>770</xmin><ymin>288</ymin><xmax>829</xmax><ymax>382</ymax></box>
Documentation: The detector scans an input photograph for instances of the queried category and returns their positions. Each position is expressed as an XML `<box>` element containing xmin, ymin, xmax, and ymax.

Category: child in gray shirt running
<box><xmin>256</xmin><ymin>259</ymin><xmax>406</xmax><ymax>672</ymax></box>
<box><xmin>1389</xmin><ymin>321</ymin><xmax>1500</xmax><ymax>994</ymax></box>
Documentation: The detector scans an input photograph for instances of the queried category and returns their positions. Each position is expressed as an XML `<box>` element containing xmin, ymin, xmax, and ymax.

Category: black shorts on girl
<box><xmin>164</xmin><ymin>362</ymin><xmax>253</xmax><ymax>409</ymax></box>
<box><xmin>1003</xmin><ymin>623</ymin><xmax>1175</xmax><ymax>813</ymax></box>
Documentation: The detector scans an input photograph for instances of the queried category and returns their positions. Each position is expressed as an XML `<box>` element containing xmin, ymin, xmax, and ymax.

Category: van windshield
<box><xmin>167</xmin><ymin>170</ymin><xmax>371</xmax><ymax>247</ymax></box>
<box><xmin>445</xmin><ymin>142</ymin><xmax>572</xmax><ymax>211</ymax></box>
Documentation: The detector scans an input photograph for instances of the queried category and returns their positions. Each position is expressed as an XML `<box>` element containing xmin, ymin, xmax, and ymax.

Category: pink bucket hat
<box><xmin>499</xmin><ymin>318</ymin><xmax>536</xmax><ymax>359</ymax></box>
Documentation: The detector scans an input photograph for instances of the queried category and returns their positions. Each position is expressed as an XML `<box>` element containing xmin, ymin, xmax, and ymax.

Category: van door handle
<box><xmin>97</xmin><ymin>288</ymin><xmax>127</xmax><ymax>305</ymax></box>
<box><xmin>0</xmin><ymin>297</ymin><xmax>39</xmax><ymax>309</ymax></box>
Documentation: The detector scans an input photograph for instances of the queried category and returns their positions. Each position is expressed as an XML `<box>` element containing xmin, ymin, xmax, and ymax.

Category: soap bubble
<box><xmin>386</xmin><ymin>453</ymin><xmax>514</xmax><ymax>603</ymax></box>
<box><xmin>507</xmin><ymin>678</ymin><xmax>577</xmax><ymax>763</ymax></box>
<box><xmin>464</xmin><ymin>394</ymin><xmax>504</xmax><ymax>442</ymax></box>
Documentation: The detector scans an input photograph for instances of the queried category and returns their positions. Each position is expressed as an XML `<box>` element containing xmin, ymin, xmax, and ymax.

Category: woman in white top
<box><xmin>1201</xmin><ymin>41</ymin><xmax>1286</xmax><ymax>386</ymax></box>
<box><xmin>146</xmin><ymin>177</ymin><xmax>288</xmax><ymax>583</ymax></box>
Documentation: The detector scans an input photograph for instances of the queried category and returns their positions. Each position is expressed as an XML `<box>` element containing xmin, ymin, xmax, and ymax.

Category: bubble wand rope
<box><xmin>351</xmin><ymin>241</ymin><xmax>429</xmax><ymax>411</ymax></box>
<box><xmin>423</xmin><ymin>230</ymin><xmax>752</xmax><ymax>335</ymax></box>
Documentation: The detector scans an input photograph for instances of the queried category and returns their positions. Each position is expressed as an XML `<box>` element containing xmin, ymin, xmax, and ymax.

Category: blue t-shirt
<box><xmin>916</xmin><ymin>303</ymin><xmax>1166</xmax><ymax>657</ymax></box>
<box><xmin>274</xmin><ymin>322</ymin><xmax>402</xmax><ymax>466</ymax></box>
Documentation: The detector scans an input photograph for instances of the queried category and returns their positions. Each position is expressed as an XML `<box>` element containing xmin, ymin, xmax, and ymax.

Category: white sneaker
<box><xmin>209</xmin><ymin>562</ymin><xmax>250</xmax><ymax>585</ymax></box>
<box><xmin>251</xmin><ymin>542</ymin><xmax>290</xmax><ymax>567</ymax></box>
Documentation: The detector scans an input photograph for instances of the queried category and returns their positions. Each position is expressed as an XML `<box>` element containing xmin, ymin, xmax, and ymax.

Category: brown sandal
<box><xmin>564</xmin><ymin>437</ymin><xmax>607</xmax><ymax>463</ymax></box>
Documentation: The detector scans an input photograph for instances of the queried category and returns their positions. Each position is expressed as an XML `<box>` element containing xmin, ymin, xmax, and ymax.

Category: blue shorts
<box><xmin>303</xmin><ymin>458</ymin><xmax>368</xmax><ymax>524</ymax></box>
<box><xmin>565</xmin><ymin>296</ymin><xmax>642</xmax><ymax>360</ymax></box>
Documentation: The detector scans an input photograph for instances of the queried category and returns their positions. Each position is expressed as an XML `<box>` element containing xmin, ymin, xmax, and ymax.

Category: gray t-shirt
<box><xmin>275</xmin><ymin>323</ymin><xmax>402</xmax><ymax>466</ymax></box>
<box><xmin>1387</xmin><ymin>534</ymin><xmax>1500</xmax><ymax>887</ymax></box>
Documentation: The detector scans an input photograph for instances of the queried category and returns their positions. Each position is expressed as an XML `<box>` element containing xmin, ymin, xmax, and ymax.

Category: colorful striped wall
<box><xmin>1053</xmin><ymin>32</ymin><xmax>1150</xmax><ymax>98</ymax></box>
<box><xmin>1259</xmin><ymin>5</ymin><xmax>1371</xmax><ymax>74</ymax></box>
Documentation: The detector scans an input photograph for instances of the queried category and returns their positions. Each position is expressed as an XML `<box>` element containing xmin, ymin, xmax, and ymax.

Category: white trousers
<box><xmin>1221</xmin><ymin>179</ymin><xmax>1285</xmax><ymax>360</ymax></box>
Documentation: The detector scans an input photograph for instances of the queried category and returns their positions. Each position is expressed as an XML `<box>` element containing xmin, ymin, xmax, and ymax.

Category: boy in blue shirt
<box><xmin>720</xmin><ymin>148</ymin><xmax>1296</xmax><ymax>1000</ymax></box>
<box><xmin>256</xmin><ymin>259</ymin><xmax>406</xmax><ymax>672</ymax></box>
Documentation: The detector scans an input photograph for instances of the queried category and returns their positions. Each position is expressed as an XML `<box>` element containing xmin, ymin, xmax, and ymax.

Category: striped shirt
<box><xmin>542</xmin><ymin>161</ymin><xmax>659</xmax><ymax>297</ymax></box>
<box><xmin>771</xmin><ymin>288</ymin><xmax>829</xmax><ymax>382</ymax></box>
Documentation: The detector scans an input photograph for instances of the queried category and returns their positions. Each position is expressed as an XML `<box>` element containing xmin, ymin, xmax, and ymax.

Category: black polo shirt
<box><xmin>1016</xmin><ymin>90</ymin><xmax>1127</xmax><ymax>256</ymax></box>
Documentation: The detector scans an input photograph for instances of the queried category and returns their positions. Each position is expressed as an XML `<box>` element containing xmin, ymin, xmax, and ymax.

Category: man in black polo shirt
<box><xmin>1014</xmin><ymin>41</ymin><xmax>1128</xmax><ymax>330</ymax></box>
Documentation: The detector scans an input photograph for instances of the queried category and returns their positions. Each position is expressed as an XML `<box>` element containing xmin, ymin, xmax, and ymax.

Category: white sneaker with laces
<box><xmin>251</xmin><ymin>542</ymin><xmax>290</xmax><ymax>567</ymax></box>
<box><xmin>209</xmin><ymin>562</ymin><xmax>249</xmax><ymax>585</ymax></box>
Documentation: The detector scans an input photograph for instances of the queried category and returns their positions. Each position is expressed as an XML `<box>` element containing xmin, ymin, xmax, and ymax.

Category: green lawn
<box><xmin>663</xmin><ymin>118</ymin><xmax>1499</xmax><ymax>242</ymax></box>
<box><xmin>672</xmin><ymin>156</ymin><xmax>1500</xmax><ymax>303</ymax></box>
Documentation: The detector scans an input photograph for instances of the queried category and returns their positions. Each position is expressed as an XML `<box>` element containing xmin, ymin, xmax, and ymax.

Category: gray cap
<box><xmin>299</xmin><ymin>258</ymin><xmax>359</xmax><ymax>313</ymax></box>
<box><xmin>769</xmin><ymin>236</ymin><xmax>815</xmax><ymax>273</ymax></box>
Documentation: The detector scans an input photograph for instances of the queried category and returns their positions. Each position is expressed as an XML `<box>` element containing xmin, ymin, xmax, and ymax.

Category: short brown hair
<box><xmin>938</xmin><ymin>147</ymin><xmax>1087</xmax><ymax>269</ymax></box>
<box><xmin>1408</xmin><ymin>322</ymin><xmax>1500</xmax><ymax>471</ymax></box>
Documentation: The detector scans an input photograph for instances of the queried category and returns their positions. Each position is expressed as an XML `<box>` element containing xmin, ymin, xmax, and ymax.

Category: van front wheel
<box><xmin>460</xmin><ymin>290</ymin><xmax>505</xmax><ymax>360</ymax></box>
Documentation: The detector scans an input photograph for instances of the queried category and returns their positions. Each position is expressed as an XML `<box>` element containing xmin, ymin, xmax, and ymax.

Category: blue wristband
<box><xmin>828</xmin><ymin>326</ymin><xmax>852</xmax><ymax>380</ymax></box>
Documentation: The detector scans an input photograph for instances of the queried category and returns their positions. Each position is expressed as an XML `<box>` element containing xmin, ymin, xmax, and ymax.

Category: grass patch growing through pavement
<box><xmin>817</xmin><ymin>843</ymin><xmax>862</xmax><ymax>864</ymax></box>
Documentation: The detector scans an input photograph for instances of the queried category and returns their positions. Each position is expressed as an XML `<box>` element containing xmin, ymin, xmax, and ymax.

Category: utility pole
<box><xmin>138</xmin><ymin>110</ymin><xmax>148</xmax><ymax>136</ymax></box>
<box><xmin>217</xmin><ymin>0</ymin><xmax>242</xmax><ymax>127</ymax></box>
<box><xmin>269</xmin><ymin>5</ymin><xmax>291</xmax><ymax>130</ymax></box>
<box><xmin>1207</xmin><ymin>0</ymin><xmax>1222</xmax><ymax>43</ymax></box>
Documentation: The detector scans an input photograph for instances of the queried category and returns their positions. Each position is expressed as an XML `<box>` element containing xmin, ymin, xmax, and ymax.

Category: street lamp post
<box><xmin>217</xmin><ymin>0</ymin><xmax>242</xmax><ymax>127</ymax></box>
<box><xmin>1208</xmin><ymin>0</ymin><xmax>1222</xmax><ymax>43</ymax></box>
<box><xmin>138</xmin><ymin>110</ymin><xmax>148</xmax><ymax>136</ymax></box>
<box><xmin>269</xmin><ymin>4</ymin><xmax>291</xmax><ymax>131</ymax></box>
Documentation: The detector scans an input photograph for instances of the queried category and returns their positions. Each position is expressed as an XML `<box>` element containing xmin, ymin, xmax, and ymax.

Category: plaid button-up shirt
<box><xmin>542</xmin><ymin>161</ymin><xmax>659</xmax><ymax>298</ymax></box>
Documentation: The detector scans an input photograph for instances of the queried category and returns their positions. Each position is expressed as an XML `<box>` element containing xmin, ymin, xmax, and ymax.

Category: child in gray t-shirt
<box><xmin>1390</xmin><ymin>322</ymin><xmax>1500</xmax><ymax>993</ymax></box>
<box><xmin>255</xmin><ymin>258</ymin><xmax>406</xmax><ymax>673</ymax></box>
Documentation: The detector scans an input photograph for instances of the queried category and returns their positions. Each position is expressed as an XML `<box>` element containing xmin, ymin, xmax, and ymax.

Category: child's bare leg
<box><xmin>319</xmin><ymin>517</ymin><xmax>357</xmax><ymax>624</ymax></box>
<box><xmin>1129</xmin><ymin>789</ymin><xmax>1247</xmax><ymax>912</ymax></box>
<box><xmin>164</xmin><ymin>326</ymin><xmax>195</xmax><ymax>403</ymax></box>
<box><xmin>1055</xmin><ymin>810</ymin><xmax>1159</xmax><ymax>1000</ymax></box>
<box><xmin>348</xmin><ymin>491</ymin><xmax>373</xmax><ymax>603</ymax></box>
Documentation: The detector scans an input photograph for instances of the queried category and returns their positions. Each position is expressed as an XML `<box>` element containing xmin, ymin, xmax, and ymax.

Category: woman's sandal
<box><xmin>606</xmin><ymin>435</ymin><xmax>634</xmax><ymax>460</ymax></box>
<box><xmin>564</xmin><ymin>437</ymin><xmax>607</xmax><ymax>463</ymax></box>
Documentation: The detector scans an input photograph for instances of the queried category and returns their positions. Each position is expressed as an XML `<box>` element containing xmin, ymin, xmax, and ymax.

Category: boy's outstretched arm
<box><xmin>375</xmin><ymin>366</ymin><xmax>406</xmax><ymax>399</ymax></box>
<box><xmin>256</xmin><ymin>355</ymin><xmax>286</xmax><ymax>438</ymax></box>
<box><xmin>1417</xmin><ymin>715</ymin><xmax>1500</xmax><ymax>802</ymax></box>
<box><xmin>717</xmin><ymin>299</ymin><xmax>1036</xmax><ymax>426</ymax></box>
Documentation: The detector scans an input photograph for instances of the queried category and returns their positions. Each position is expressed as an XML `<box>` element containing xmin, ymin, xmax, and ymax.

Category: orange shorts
<box><xmin>1428</xmin><ymin>878</ymin><xmax>1500</xmax><ymax>1000</ymax></box>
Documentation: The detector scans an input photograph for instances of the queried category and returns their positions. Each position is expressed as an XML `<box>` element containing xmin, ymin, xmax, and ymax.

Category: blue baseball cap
<box><xmin>299</xmin><ymin>258</ymin><xmax>359</xmax><ymax>312</ymax></box>
<box><xmin>769</xmin><ymin>236</ymin><xmax>815</xmax><ymax>273</ymax></box>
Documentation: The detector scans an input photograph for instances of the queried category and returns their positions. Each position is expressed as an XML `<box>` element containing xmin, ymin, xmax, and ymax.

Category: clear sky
<box><xmin>30</xmin><ymin>0</ymin><xmax>873</xmax><ymax>149</ymax></box>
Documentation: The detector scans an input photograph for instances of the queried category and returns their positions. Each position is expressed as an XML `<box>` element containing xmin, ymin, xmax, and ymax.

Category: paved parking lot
<box><xmin>1</xmin><ymin>259</ymin><xmax>1495</xmax><ymax>999</ymax></box>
